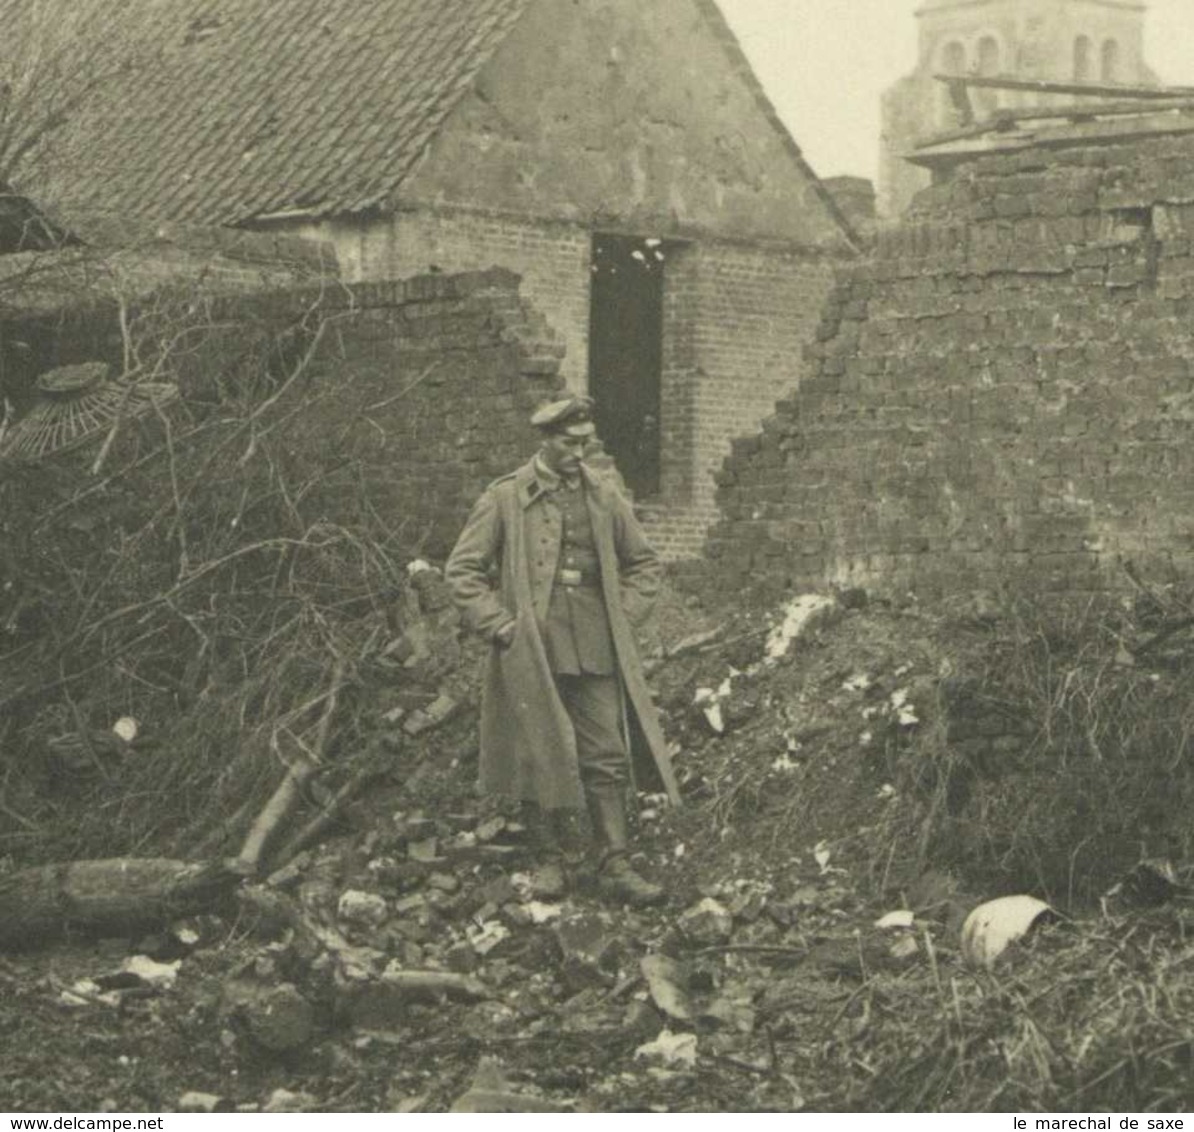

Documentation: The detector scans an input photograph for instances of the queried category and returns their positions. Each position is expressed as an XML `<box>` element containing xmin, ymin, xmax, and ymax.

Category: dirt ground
<box><xmin>2</xmin><ymin>582</ymin><xmax>1189</xmax><ymax>1113</ymax></box>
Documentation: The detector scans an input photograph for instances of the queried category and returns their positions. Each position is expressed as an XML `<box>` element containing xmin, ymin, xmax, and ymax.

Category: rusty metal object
<box><xmin>0</xmin><ymin>361</ymin><xmax>179</xmax><ymax>461</ymax></box>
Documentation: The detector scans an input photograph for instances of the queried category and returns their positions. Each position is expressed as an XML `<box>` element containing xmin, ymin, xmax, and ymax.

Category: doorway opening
<box><xmin>588</xmin><ymin>233</ymin><xmax>671</xmax><ymax>498</ymax></box>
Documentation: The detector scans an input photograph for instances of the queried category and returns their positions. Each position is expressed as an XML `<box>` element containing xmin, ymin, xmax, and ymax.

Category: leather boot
<box><xmin>584</xmin><ymin>783</ymin><xmax>665</xmax><ymax>908</ymax></box>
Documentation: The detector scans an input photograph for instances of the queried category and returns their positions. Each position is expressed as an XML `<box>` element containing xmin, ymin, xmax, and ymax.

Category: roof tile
<box><xmin>5</xmin><ymin>0</ymin><xmax>532</xmax><ymax>224</ymax></box>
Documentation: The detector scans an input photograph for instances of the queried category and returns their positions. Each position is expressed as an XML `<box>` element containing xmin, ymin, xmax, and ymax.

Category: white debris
<box><xmin>337</xmin><ymin>890</ymin><xmax>389</xmax><ymax>928</ymax></box>
<box><xmin>262</xmin><ymin>1089</ymin><xmax>317</xmax><ymax>1114</ymax></box>
<box><xmin>842</xmin><ymin>673</ymin><xmax>872</xmax><ymax>692</ymax></box>
<box><xmin>813</xmin><ymin>842</ymin><xmax>832</xmax><ymax>873</ymax></box>
<box><xmin>771</xmin><ymin>753</ymin><xmax>798</xmax><ymax>772</ymax></box>
<box><xmin>693</xmin><ymin>676</ymin><xmax>736</xmax><ymax>735</ymax></box>
<box><xmin>961</xmin><ymin>895</ymin><xmax>1053</xmax><ymax>969</ymax></box>
<box><xmin>111</xmin><ymin>716</ymin><xmax>139</xmax><ymax>742</ymax></box>
<box><xmin>467</xmin><ymin>920</ymin><xmax>510</xmax><ymax>956</ymax></box>
<box><xmin>890</xmin><ymin>688</ymin><xmax>919</xmax><ymax>726</ymax></box>
<box><xmin>874</xmin><ymin>910</ymin><xmax>916</xmax><ymax>930</ymax></box>
<box><xmin>524</xmin><ymin>902</ymin><xmax>563</xmax><ymax>925</ymax></box>
<box><xmin>765</xmin><ymin>594</ymin><xmax>836</xmax><ymax>661</ymax></box>
<box><xmin>60</xmin><ymin>979</ymin><xmax>120</xmax><ymax>1008</ymax></box>
<box><xmin>634</xmin><ymin>1028</ymin><xmax>698</xmax><ymax>1068</ymax></box>
<box><xmin>178</xmin><ymin>1093</ymin><xmax>222</xmax><ymax>1113</ymax></box>
<box><xmin>173</xmin><ymin>925</ymin><xmax>201</xmax><ymax>947</ymax></box>
<box><xmin>859</xmin><ymin>731</ymin><xmax>874</xmax><ymax>747</ymax></box>
<box><xmin>877</xmin><ymin>783</ymin><xmax>897</xmax><ymax>800</ymax></box>
<box><xmin>406</xmin><ymin>559</ymin><xmax>433</xmax><ymax>576</ymax></box>
<box><xmin>678</xmin><ymin>898</ymin><xmax>733</xmax><ymax>946</ymax></box>
<box><xmin>122</xmin><ymin>955</ymin><xmax>181</xmax><ymax>988</ymax></box>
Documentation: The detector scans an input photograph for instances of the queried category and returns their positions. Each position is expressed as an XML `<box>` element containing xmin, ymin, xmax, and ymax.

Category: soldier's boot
<box><xmin>584</xmin><ymin>784</ymin><xmax>665</xmax><ymax>908</ymax></box>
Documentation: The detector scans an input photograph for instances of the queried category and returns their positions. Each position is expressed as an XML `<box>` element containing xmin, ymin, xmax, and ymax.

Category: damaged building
<box><xmin>5</xmin><ymin>0</ymin><xmax>860</xmax><ymax>557</ymax></box>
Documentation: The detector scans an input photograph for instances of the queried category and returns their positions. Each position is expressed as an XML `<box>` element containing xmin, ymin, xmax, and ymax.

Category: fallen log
<box><xmin>0</xmin><ymin>856</ymin><xmax>241</xmax><ymax>950</ymax></box>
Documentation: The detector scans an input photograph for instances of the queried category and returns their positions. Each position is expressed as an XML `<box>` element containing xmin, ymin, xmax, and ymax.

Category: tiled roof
<box><xmin>10</xmin><ymin>0</ymin><xmax>532</xmax><ymax>225</ymax></box>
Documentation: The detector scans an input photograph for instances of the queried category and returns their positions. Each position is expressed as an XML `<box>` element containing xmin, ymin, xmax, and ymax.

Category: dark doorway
<box><xmin>589</xmin><ymin>233</ymin><xmax>668</xmax><ymax>498</ymax></box>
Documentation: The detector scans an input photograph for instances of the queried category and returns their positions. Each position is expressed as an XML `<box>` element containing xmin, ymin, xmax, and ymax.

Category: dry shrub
<box><xmin>0</xmin><ymin>289</ymin><xmax>415</xmax><ymax>863</ymax></box>
<box><xmin>817</xmin><ymin>914</ymin><xmax>1194</xmax><ymax>1111</ymax></box>
<box><xmin>890</xmin><ymin>587</ymin><xmax>1194</xmax><ymax>906</ymax></box>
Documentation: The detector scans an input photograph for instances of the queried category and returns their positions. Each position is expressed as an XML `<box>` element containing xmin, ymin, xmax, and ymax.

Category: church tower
<box><xmin>879</xmin><ymin>0</ymin><xmax>1156</xmax><ymax>217</ymax></box>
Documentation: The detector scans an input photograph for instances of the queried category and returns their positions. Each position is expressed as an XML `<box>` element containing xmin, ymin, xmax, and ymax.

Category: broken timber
<box><xmin>919</xmin><ymin>72</ymin><xmax>1194</xmax><ymax>154</ymax></box>
<box><xmin>0</xmin><ymin>857</ymin><xmax>241</xmax><ymax>950</ymax></box>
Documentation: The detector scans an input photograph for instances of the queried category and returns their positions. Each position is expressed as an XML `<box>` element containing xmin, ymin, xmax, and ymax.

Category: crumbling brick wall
<box><xmin>708</xmin><ymin>131</ymin><xmax>1194</xmax><ymax>598</ymax></box>
<box><xmin>301</xmin><ymin>269</ymin><xmax>566</xmax><ymax>558</ymax></box>
<box><xmin>352</xmin><ymin>210</ymin><xmax>844</xmax><ymax>560</ymax></box>
<box><xmin>3</xmin><ymin>268</ymin><xmax>564</xmax><ymax>561</ymax></box>
<box><xmin>352</xmin><ymin>208</ymin><xmax>591</xmax><ymax>391</ymax></box>
<box><xmin>643</xmin><ymin>239</ymin><xmax>839</xmax><ymax>558</ymax></box>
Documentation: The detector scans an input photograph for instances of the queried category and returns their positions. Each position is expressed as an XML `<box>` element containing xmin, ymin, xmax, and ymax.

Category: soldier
<box><xmin>444</xmin><ymin>395</ymin><xmax>680</xmax><ymax>906</ymax></box>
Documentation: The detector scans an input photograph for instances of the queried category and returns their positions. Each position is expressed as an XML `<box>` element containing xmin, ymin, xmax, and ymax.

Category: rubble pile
<box><xmin>4</xmin><ymin>580</ymin><xmax>1194</xmax><ymax>1112</ymax></box>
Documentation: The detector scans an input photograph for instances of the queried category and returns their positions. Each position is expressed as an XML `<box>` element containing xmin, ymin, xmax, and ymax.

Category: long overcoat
<box><xmin>444</xmin><ymin>458</ymin><xmax>681</xmax><ymax>811</ymax></box>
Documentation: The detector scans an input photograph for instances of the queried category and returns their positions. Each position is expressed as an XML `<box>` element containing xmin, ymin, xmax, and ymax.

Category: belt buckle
<box><xmin>559</xmin><ymin>568</ymin><xmax>582</xmax><ymax>586</ymax></box>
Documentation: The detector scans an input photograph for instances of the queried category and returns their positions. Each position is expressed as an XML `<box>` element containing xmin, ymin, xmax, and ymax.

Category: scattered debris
<box><xmin>960</xmin><ymin>896</ymin><xmax>1054</xmax><ymax>970</ymax></box>
<box><xmin>634</xmin><ymin>1029</ymin><xmax>699</xmax><ymax>1068</ymax></box>
<box><xmin>262</xmin><ymin>1088</ymin><xmax>318</xmax><ymax>1114</ymax></box>
<box><xmin>641</xmin><ymin>954</ymin><xmax>695</xmax><ymax>1021</ymax></box>
<box><xmin>121</xmin><ymin>955</ymin><xmax>181</xmax><ymax>989</ymax></box>
<box><xmin>677</xmin><ymin>897</ymin><xmax>733</xmax><ymax>946</ymax></box>
<box><xmin>177</xmin><ymin>1093</ymin><xmax>223</xmax><ymax>1114</ymax></box>
<box><xmin>337</xmin><ymin>890</ymin><xmax>389</xmax><ymax>929</ymax></box>
<box><xmin>765</xmin><ymin>594</ymin><xmax>837</xmax><ymax>661</ymax></box>
<box><xmin>450</xmin><ymin>1058</ymin><xmax>576</xmax><ymax>1113</ymax></box>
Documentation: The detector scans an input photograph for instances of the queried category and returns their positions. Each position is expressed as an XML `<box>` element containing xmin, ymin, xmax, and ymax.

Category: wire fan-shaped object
<box><xmin>0</xmin><ymin>362</ymin><xmax>179</xmax><ymax>461</ymax></box>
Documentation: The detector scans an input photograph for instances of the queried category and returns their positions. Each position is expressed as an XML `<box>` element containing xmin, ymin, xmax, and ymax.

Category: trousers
<box><xmin>554</xmin><ymin>673</ymin><xmax>628</xmax><ymax>790</ymax></box>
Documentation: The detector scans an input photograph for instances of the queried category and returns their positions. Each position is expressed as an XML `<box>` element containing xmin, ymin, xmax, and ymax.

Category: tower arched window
<box><xmin>977</xmin><ymin>36</ymin><xmax>1000</xmax><ymax>76</ymax></box>
<box><xmin>1101</xmin><ymin>38</ymin><xmax>1119</xmax><ymax>82</ymax></box>
<box><xmin>938</xmin><ymin>40</ymin><xmax>967</xmax><ymax>125</ymax></box>
<box><xmin>941</xmin><ymin>40</ymin><xmax>966</xmax><ymax>75</ymax></box>
<box><xmin>974</xmin><ymin>36</ymin><xmax>1000</xmax><ymax>116</ymax></box>
<box><xmin>1074</xmin><ymin>35</ymin><xmax>1092</xmax><ymax>81</ymax></box>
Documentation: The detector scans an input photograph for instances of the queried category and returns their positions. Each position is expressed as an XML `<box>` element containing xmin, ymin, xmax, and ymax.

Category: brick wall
<box><xmin>333</xmin><ymin>210</ymin><xmax>842</xmax><ymax>561</ymax></box>
<box><xmin>304</xmin><ymin>269</ymin><xmax>566</xmax><ymax>558</ymax></box>
<box><xmin>642</xmin><ymin>239</ymin><xmax>839</xmax><ymax>558</ymax></box>
<box><xmin>708</xmin><ymin>130</ymin><xmax>1194</xmax><ymax>599</ymax></box>
<box><xmin>2</xmin><ymin>268</ymin><xmax>565</xmax><ymax>561</ymax></box>
<box><xmin>348</xmin><ymin>207</ymin><xmax>591</xmax><ymax>390</ymax></box>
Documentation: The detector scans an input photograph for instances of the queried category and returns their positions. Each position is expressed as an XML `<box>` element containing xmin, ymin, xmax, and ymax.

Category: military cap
<box><xmin>530</xmin><ymin>394</ymin><xmax>596</xmax><ymax>436</ymax></box>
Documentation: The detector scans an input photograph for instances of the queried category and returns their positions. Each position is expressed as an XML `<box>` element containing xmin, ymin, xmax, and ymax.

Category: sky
<box><xmin>717</xmin><ymin>0</ymin><xmax>1194</xmax><ymax>183</ymax></box>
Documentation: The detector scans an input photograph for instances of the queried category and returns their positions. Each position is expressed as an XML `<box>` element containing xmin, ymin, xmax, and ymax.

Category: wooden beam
<box><xmin>915</xmin><ymin>97</ymin><xmax>1194</xmax><ymax>150</ymax></box>
<box><xmin>933</xmin><ymin>72</ymin><xmax>1194</xmax><ymax>101</ymax></box>
<box><xmin>906</xmin><ymin>116</ymin><xmax>1194</xmax><ymax>169</ymax></box>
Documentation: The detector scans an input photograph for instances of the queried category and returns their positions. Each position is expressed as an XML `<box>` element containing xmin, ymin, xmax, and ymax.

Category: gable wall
<box><xmin>399</xmin><ymin>0</ymin><xmax>850</xmax><ymax>250</ymax></box>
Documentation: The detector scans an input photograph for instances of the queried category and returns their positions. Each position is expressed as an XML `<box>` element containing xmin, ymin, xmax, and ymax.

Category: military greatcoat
<box><xmin>444</xmin><ymin>458</ymin><xmax>681</xmax><ymax>811</ymax></box>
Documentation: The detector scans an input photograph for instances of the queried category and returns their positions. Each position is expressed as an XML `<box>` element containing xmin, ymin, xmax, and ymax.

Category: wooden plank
<box><xmin>906</xmin><ymin>116</ymin><xmax>1194</xmax><ymax>169</ymax></box>
<box><xmin>933</xmin><ymin>72</ymin><xmax>1194</xmax><ymax>101</ymax></box>
<box><xmin>916</xmin><ymin>97</ymin><xmax>1194</xmax><ymax>150</ymax></box>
